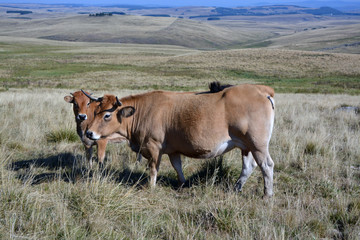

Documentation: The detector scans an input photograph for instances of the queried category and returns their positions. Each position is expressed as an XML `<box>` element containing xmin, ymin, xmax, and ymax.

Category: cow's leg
<box><xmin>148</xmin><ymin>153</ymin><xmax>162</xmax><ymax>188</ymax></box>
<box><xmin>169</xmin><ymin>154</ymin><xmax>186</xmax><ymax>186</ymax></box>
<box><xmin>252</xmin><ymin>149</ymin><xmax>274</xmax><ymax>197</ymax></box>
<box><xmin>96</xmin><ymin>139</ymin><xmax>108</xmax><ymax>169</ymax></box>
<box><xmin>85</xmin><ymin>145</ymin><xmax>93</xmax><ymax>168</ymax></box>
<box><xmin>234</xmin><ymin>150</ymin><xmax>257</xmax><ymax>192</ymax></box>
<box><xmin>136</xmin><ymin>153</ymin><xmax>142</xmax><ymax>163</ymax></box>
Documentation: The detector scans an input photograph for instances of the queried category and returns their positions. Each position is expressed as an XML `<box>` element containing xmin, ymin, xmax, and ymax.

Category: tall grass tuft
<box><xmin>46</xmin><ymin>129</ymin><xmax>78</xmax><ymax>143</ymax></box>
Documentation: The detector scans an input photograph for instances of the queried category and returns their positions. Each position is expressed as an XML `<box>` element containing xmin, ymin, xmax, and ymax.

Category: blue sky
<box><xmin>1</xmin><ymin>0</ymin><xmax>360</xmax><ymax>9</ymax></box>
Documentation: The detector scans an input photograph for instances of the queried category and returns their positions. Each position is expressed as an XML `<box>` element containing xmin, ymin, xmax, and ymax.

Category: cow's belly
<box><xmin>181</xmin><ymin>138</ymin><xmax>246</xmax><ymax>159</ymax></box>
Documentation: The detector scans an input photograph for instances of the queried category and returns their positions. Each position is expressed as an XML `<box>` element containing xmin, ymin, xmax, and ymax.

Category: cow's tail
<box><xmin>264</xmin><ymin>86</ymin><xmax>275</xmax><ymax>141</ymax></box>
<box><xmin>258</xmin><ymin>85</ymin><xmax>275</xmax><ymax>110</ymax></box>
<box><xmin>209</xmin><ymin>81</ymin><xmax>233</xmax><ymax>93</ymax></box>
<box><xmin>267</xmin><ymin>96</ymin><xmax>275</xmax><ymax>110</ymax></box>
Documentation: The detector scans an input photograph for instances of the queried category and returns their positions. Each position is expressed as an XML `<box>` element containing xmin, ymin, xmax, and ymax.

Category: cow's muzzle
<box><xmin>77</xmin><ymin>114</ymin><xmax>87</xmax><ymax>121</ymax></box>
<box><xmin>86</xmin><ymin>130</ymin><xmax>100</xmax><ymax>140</ymax></box>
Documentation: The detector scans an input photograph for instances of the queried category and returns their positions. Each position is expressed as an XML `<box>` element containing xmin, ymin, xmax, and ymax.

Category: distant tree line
<box><xmin>6</xmin><ymin>10</ymin><xmax>32</xmax><ymax>15</ymax></box>
<box><xmin>142</xmin><ymin>14</ymin><xmax>171</xmax><ymax>17</ymax></box>
<box><xmin>189</xmin><ymin>6</ymin><xmax>359</xmax><ymax>19</ymax></box>
<box><xmin>207</xmin><ymin>17</ymin><xmax>220</xmax><ymax>21</ymax></box>
<box><xmin>302</xmin><ymin>7</ymin><xmax>343</xmax><ymax>15</ymax></box>
<box><xmin>89</xmin><ymin>12</ymin><xmax>125</xmax><ymax>17</ymax></box>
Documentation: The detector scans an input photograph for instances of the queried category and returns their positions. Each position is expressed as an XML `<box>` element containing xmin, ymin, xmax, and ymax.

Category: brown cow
<box><xmin>84</xmin><ymin>83</ymin><xmax>275</xmax><ymax>196</ymax></box>
<box><xmin>64</xmin><ymin>90</ymin><xmax>130</xmax><ymax>168</ymax></box>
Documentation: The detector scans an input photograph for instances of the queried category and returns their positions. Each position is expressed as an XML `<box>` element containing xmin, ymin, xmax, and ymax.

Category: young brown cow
<box><xmin>64</xmin><ymin>90</ymin><xmax>129</xmax><ymax>167</ymax></box>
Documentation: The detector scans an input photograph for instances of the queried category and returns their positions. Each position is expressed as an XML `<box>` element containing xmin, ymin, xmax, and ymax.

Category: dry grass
<box><xmin>0</xmin><ymin>89</ymin><xmax>359</xmax><ymax>239</ymax></box>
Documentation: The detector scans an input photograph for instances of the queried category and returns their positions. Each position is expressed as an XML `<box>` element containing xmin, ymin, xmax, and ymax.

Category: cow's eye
<box><xmin>87</xmin><ymin>102</ymin><xmax>91</xmax><ymax>107</ymax></box>
<box><xmin>104</xmin><ymin>113</ymin><xmax>111</xmax><ymax>120</ymax></box>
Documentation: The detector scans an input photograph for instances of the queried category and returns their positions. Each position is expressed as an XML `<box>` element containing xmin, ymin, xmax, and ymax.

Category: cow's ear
<box><xmin>117</xmin><ymin>106</ymin><xmax>135</xmax><ymax>123</ymax></box>
<box><xmin>64</xmin><ymin>95</ymin><xmax>73</xmax><ymax>103</ymax></box>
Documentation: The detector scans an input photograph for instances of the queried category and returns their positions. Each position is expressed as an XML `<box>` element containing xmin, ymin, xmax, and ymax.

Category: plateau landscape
<box><xmin>0</xmin><ymin>2</ymin><xmax>359</xmax><ymax>239</ymax></box>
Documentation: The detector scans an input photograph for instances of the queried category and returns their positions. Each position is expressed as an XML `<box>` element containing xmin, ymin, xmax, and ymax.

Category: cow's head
<box><xmin>64</xmin><ymin>90</ymin><xmax>98</xmax><ymax>122</ymax></box>
<box><xmin>84</xmin><ymin>94</ymin><xmax>135</xmax><ymax>140</ymax></box>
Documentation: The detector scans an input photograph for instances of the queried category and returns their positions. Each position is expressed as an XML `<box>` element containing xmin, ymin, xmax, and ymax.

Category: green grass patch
<box><xmin>225</xmin><ymin>69</ymin><xmax>265</xmax><ymax>80</ymax></box>
<box><xmin>1</xmin><ymin>41</ymin><xmax>360</xmax><ymax>94</ymax></box>
<box><xmin>132</xmin><ymin>84</ymin><xmax>197</xmax><ymax>91</ymax></box>
<box><xmin>224</xmin><ymin>69</ymin><xmax>360</xmax><ymax>94</ymax></box>
<box><xmin>245</xmin><ymin>40</ymin><xmax>273</xmax><ymax>48</ymax></box>
<box><xmin>46</xmin><ymin>129</ymin><xmax>78</xmax><ymax>143</ymax></box>
<box><xmin>11</xmin><ymin>62</ymin><xmax>135</xmax><ymax>79</ymax></box>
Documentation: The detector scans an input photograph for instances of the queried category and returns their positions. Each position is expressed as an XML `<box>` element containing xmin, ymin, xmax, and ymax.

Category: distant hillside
<box><xmin>0</xmin><ymin>4</ymin><xmax>359</xmax><ymax>52</ymax></box>
<box><xmin>0</xmin><ymin>15</ymin><xmax>261</xmax><ymax>49</ymax></box>
<box><xmin>267</xmin><ymin>23</ymin><xmax>360</xmax><ymax>53</ymax></box>
<box><xmin>189</xmin><ymin>5</ymin><xmax>359</xmax><ymax>19</ymax></box>
<box><xmin>2</xmin><ymin>4</ymin><xmax>358</xmax><ymax>20</ymax></box>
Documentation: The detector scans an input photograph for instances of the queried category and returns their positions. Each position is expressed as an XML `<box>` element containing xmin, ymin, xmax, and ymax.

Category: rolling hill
<box><xmin>267</xmin><ymin>22</ymin><xmax>360</xmax><ymax>53</ymax></box>
<box><xmin>0</xmin><ymin>14</ymin><xmax>271</xmax><ymax>49</ymax></box>
<box><xmin>0</xmin><ymin>4</ymin><xmax>360</xmax><ymax>52</ymax></box>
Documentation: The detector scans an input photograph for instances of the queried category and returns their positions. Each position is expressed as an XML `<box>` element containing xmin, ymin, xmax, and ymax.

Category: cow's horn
<box><xmin>81</xmin><ymin>89</ymin><xmax>100</xmax><ymax>102</ymax></box>
<box><xmin>116</xmin><ymin>96</ymin><xmax>122</xmax><ymax>107</ymax></box>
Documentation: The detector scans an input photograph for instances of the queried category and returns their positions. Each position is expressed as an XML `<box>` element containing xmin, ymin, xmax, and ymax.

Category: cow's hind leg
<box><xmin>234</xmin><ymin>150</ymin><xmax>257</xmax><ymax>192</ymax></box>
<box><xmin>169</xmin><ymin>154</ymin><xmax>186</xmax><ymax>187</ymax></box>
<box><xmin>252</xmin><ymin>149</ymin><xmax>274</xmax><ymax>197</ymax></box>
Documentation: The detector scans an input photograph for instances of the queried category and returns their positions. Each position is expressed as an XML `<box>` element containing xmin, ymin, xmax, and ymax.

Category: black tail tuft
<box><xmin>209</xmin><ymin>81</ymin><xmax>233</xmax><ymax>93</ymax></box>
<box><xmin>267</xmin><ymin>96</ymin><xmax>275</xmax><ymax>110</ymax></box>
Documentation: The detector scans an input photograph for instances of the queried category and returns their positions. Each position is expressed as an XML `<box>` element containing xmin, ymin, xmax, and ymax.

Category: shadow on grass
<box><xmin>187</xmin><ymin>156</ymin><xmax>230</xmax><ymax>187</ymax></box>
<box><xmin>9</xmin><ymin>152</ymin><xmax>85</xmax><ymax>185</ymax></box>
<box><xmin>9</xmin><ymin>152</ymin><xmax>229</xmax><ymax>190</ymax></box>
<box><xmin>8</xmin><ymin>152</ymin><xmax>150</xmax><ymax>188</ymax></box>
<box><xmin>156</xmin><ymin>156</ymin><xmax>229</xmax><ymax>189</ymax></box>
<box><xmin>10</xmin><ymin>152</ymin><xmax>80</xmax><ymax>171</ymax></box>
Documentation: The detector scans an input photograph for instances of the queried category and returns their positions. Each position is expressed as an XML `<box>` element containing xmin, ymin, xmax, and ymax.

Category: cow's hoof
<box><xmin>98</xmin><ymin>162</ymin><xmax>104</xmax><ymax>170</ymax></box>
<box><xmin>262</xmin><ymin>194</ymin><xmax>273</xmax><ymax>200</ymax></box>
<box><xmin>233</xmin><ymin>184</ymin><xmax>243</xmax><ymax>193</ymax></box>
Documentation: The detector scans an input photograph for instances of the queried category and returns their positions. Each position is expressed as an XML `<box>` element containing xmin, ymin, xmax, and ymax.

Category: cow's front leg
<box><xmin>149</xmin><ymin>161</ymin><xmax>157</xmax><ymax>187</ymax></box>
<box><xmin>145</xmin><ymin>140</ymin><xmax>163</xmax><ymax>187</ymax></box>
<box><xmin>85</xmin><ymin>145</ymin><xmax>93</xmax><ymax>168</ymax></box>
<box><xmin>96</xmin><ymin>139</ymin><xmax>108</xmax><ymax>169</ymax></box>
<box><xmin>147</xmin><ymin>147</ymin><xmax>162</xmax><ymax>187</ymax></box>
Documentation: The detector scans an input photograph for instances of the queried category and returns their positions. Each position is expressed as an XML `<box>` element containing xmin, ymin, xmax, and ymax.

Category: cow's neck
<box><xmin>76</xmin><ymin>120</ymin><xmax>88</xmax><ymax>138</ymax></box>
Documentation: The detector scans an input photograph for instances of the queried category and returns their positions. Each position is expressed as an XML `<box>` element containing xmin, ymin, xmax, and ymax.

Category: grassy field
<box><xmin>0</xmin><ymin>10</ymin><xmax>359</xmax><ymax>238</ymax></box>
<box><xmin>1</xmin><ymin>38</ymin><xmax>360</xmax><ymax>94</ymax></box>
<box><xmin>0</xmin><ymin>88</ymin><xmax>359</xmax><ymax>239</ymax></box>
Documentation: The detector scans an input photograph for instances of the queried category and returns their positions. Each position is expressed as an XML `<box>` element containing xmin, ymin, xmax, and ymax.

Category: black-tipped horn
<box><xmin>81</xmin><ymin>89</ymin><xmax>100</xmax><ymax>102</ymax></box>
<box><xmin>116</xmin><ymin>96</ymin><xmax>122</xmax><ymax>107</ymax></box>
